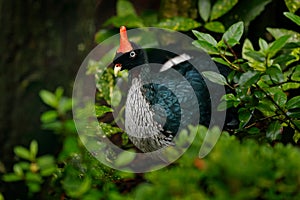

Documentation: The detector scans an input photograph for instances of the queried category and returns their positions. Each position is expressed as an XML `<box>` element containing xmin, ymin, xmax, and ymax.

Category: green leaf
<box><xmin>111</xmin><ymin>88</ymin><xmax>122</xmax><ymax>107</ymax></box>
<box><xmin>192</xmin><ymin>30</ymin><xmax>217</xmax><ymax>46</ymax></box>
<box><xmin>13</xmin><ymin>164</ymin><xmax>24</xmax><ymax>176</ymax></box>
<box><xmin>95</xmin><ymin>105</ymin><xmax>112</xmax><ymax>117</ymax></box>
<box><xmin>285</xmin><ymin>0</ymin><xmax>300</xmax><ymax>13</ymax></box>
<box><xmin>274</xmin><ymin>90</ymin><xmax>287</xmax><ymax>107</ymax></box>
<box><xmin>210</xmin><ymin>0</ymin><xmax>238</xmax><ymax>20</ymax></box>
<box><xmin>37</xmin><ymin>155</ymin><xmax>55</xmax><ymax>169</ymax></box>
<box><xmin>58</xmin><ymin>97</ymin><xmax>72</xmax><ymax>114</ymax></box>
<box><xmin>192</xmin><ymin>40</ymin><xmax>219</xmax><ymax>54</ymax></box>
<box><xmin>291</xmin><ymin>65</ymin><xmax>300</xmax><ymax>81</ymax></box>
<box><xmin>256</xmin><ymin>99</ymin><xmax>276</xmax><ymax>116</ymax></box>
<box><xmin>30</xmin><ymin>140</ymin><xmax>38</xmax><ymax>160</ymax></box>
<box><xmin>25</xmin><ymin>172</ymin><xmax>42</xmax><ymax>183</ymax></box>
<box><xmin>284</xmin><ymin>12</ymin><xmax>300</xmax><ymax>26</ymax></box>
<box><xmin>39</xmin><ymin>90</ymin><xmax>58</xmax><ymax>108</ymax></box>
<box><xmin>37</xmin><ymin>155</ymin><xmax>56</xmax><ymax>176</ymax></box>
<box><xmin>14</xmin><ymin>146</ymin><xmax>31</xmax><ymax>161</ymax></box>
<box><xmin>58</xmin><ymin>137</ymin><xmax>80</xmax><ymax>161</ymax></box>
<box><xmin>2</xmin><ymin>173</ymin><xmax>23</xmax><ymax>182</ymax></box>
<box><xmin>268</xmin><ymin>35</ymin><xmax>291</xmax><ymax>58</ymax></box>
<box><xmin>265</xmin><ymin>66</ymin><xmax>284</xmax><ymax>84</ymax></box>
<box><xmin>242</xmin><ymin>39</ymin><xmax>254</xmax><ymax>59</ymax></box>
<box><xmin>156</xmin><ymin>17</ymin><xmax>201</xmax><ymax>31</ymax></box>
<box><xmin>204</xmin><ymin>21</ymin><xmax>225</xmax><ymax>33</ymax></box>
<box><xmin>238</xmin><ymin>108</ymin><xmax>252</xmax><ymax>124</ymax></box>
<box><xmin>202</xmin><ymin>71</ymin><xmax>228</xmax><ymax>85</ymax></box>
<box><xmin>286</xmin><ymin>96</ymin><xmax>300</xmax><ymax>110</ymax></box>
<box><xmin>55</xmin><ymin>87</ymin><xmax>64</xmax><ymax>99</ymax></box>
<box><xmin>282</xmin><ymin>82</ymin><xmax>300</xmax><ymax>91</ymax></box>
<box><xmin>212</xmin><ymin>57</ymin><xmax>231</xmax><ymax>67</ymax></box>
<box><xmin>266</xmin><ymin>121</ymin><xmax>282</xmax><ymax>141</ymax></box>
<box><xmin>114</xmin><ymin>151</ymin><xmax>136</xmax><ymax>167</ymax></box>
<box><xmin>198</xmin><ymin>0</ymin><xmax>211</xmax><ymax>22</ymax></box>
<box><xmin>117</xmin><ymin>0</ymin><xmax>137</xmax><ymax>17</ymax></box>
<box><xmin>287</xmin><ymin>111</ymin><xmax>300</xmax><ymax>118</ymax></box>
<box><xmin>238</xmin><ymin>71</ymin><xmax>261</xmax><ymax>87</ymax></box>
<box><xmin>27</xmin><ymin>182</ymin><xmax>41</xmax><ymax>193</ymax></box>
<box><xmin>40</xmin><ymin>110</ymin><xmax>58</xmax><ymax>123</ymax></box>
<box><xmin>222</xmin><ymin>21</ymin><xmax>244</xmax><ymax>47</ymax></box>
<box><xmin>259</xmin><ymin>38</ymin><xmax>269</xmax><ymax>52</ymax></box>
<box><xmin>267</xmin><ymin>28</ymin><xmax>300</xmax><ymax>42</ymax></box>
<box><xmin>244</xmin><ymin>51</ymin><xmax>266</xmax><ymax>62</ymax></box>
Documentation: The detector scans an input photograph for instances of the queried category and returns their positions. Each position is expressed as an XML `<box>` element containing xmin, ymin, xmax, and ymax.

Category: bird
<box><xmin>113</xmin><ymin>26</ymin><xmax>237</xmax><ymax>152</ymax></box>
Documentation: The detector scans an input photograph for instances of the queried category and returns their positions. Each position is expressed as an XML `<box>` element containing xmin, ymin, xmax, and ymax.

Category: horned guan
<box><xmin>113</xmin><ymin>26</ymin><xmax>237</xmax><ymax>152</ymax></box>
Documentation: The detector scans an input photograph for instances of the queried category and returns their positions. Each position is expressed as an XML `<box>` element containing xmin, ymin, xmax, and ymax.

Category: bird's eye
<box><xmin>129</xmin><ymin>51</ymin><xmax>136</xmax><ymax>58</ymax></box>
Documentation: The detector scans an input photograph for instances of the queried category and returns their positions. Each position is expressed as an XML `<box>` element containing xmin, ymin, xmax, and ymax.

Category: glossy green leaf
<box><xmin>212</xmin><ymin>57</ymin><xmax>231</xmax><ymax>67</ymax></box>
<box><xmin>210</xmin><ymin>0</ymin><xmax>238</xmax><ymax>20</ymax></box>
<box><xmin>291</xmin><ymin>65</ymin><xmax>300</xmax><ymax>81</ymax></box>
<box><xmin>274</xmin><ymin>90</ymin><xmax>287</xmax><ymax>107</ymax></box>
<box><xmin>285</xmin><ymin>0</ymin><xmax>300</xmax><ymax>13</ymax></box>
<box><xmin>192</xmin><ymin>30</ymin><xmax>217</xmax><ymax>46</ymax></box>
<box><xmin>198</xmin><ymin>0</ymin><xmax>211</xmax><ymax>22</ymax></box>
<box><xmin>238</xmin><ymin>71</ymin><xmax>260</xmax><ymax>87</ymax></box>
<box><xmin>268</xmin><ymin>35</ymin><xmax>291</xmax><ymax>58</ymax></box>
<box><xmin>244</xmin><ymin>51</ymin><xmax>266</xmax><ymax>62</ymax></box>
<box><xmin>282</xmin><ymin>82</ymin><xmax>300</xmax><ymax>91</ymax></box>
<box><xmin>202</xmin><ymin>71</ymin><xmax>228</xmax><ymax>85</ymax></box>
<box><xmin>242</xmin><ymin>39</ymin><xmax>266</xmax><ymax>71</ymax></box>
<box><xmin>192</xmin><ymin>40</ymin><xmax>219</xmax><ymax>54</ymax></box>
<box><xmin>222</xmin><ymin>21</ymin><xmax>244</xmax><ymax>47</ymax></box>
<box><xmin>286</xmin><ymin>96</ymin><xmax>300</xmax><ymax>110</ymax></box>
<box><xmin>267</xmin><ymin>28</ymin><xmax>300</xmax><ymax>42</ymax></box>
<box><xmin>266</xmin><ymin>66</ymin><xmax>284</xmax><ymax>83</ymax></box>
<box><xmin>156</xmin><ymin>17</ymin><xmax>201</xmax><ymax>31</ymax></box>
<box><xmin>204</xmin><ymin>21</ymin><xmax>225</xmax><ymax>33</ymax></box>
<box><xmin>242</xmin><ymin>39</ymin><xmax>254</xmax><ymax>59</ymax></box>
<box><xmin>256</xmin><ymin>99</ymin><xmax>276</xmax><ymax>116</ymax></box>
<box><xmin>284</xmin><ymin>12</ymin><xmax>300</xmax><ymax>26</ymax></box>
<box><xmin>259</xmin><ymin>38</ymin><xmax>269</xmax><ymax>52</ymax></box>
<box><xmin>266</xmin><ymin>121</ymin><xmax>282</xmax><ymax>141</ymax></box>
<box><xmin>287</xmin><ymin>111</ymin><xmax>300</xmax><ymax>118</ymax></box>
<box><xmin>39</xmin><ymin>90</ymin><xmax>58</xmax><ymax>108</ymax></box>
<box><xmin>238</xmin><ymin>108</ymin><xmax>252</xmax><ymax>124</ymax></box>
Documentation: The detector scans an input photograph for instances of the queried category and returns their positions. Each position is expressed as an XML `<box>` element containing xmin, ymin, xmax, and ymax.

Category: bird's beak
<box><xmin>114</xmin><ymin>64</ymin><xmax>122</xmax><ymax>76</ymax></box>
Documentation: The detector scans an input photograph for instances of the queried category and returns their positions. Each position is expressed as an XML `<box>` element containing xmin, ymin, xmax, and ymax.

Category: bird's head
<box><xmin>113</xmin><ymin>26</ymin><xmax>147</xmax><ymax>76</ymax></box>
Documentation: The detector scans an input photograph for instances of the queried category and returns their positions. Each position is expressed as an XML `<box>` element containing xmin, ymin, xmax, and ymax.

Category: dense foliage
<box><xmin>1</xmin><ymin>0</ymin><xmax>300</xmax><ymax>199</ymax></box>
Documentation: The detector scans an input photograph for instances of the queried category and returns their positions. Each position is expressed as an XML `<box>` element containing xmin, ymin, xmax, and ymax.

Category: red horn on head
<box><xmin>117</xmin><ymin>26</ymin><xmax>133</xmax><ymax>53</ymax></box>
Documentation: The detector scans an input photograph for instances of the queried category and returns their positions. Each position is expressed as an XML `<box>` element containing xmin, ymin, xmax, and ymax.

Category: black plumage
<box><xmin>113</xmin><ymin>26</ymin><xmax>237</xmax><ymax>152</ymax></box>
